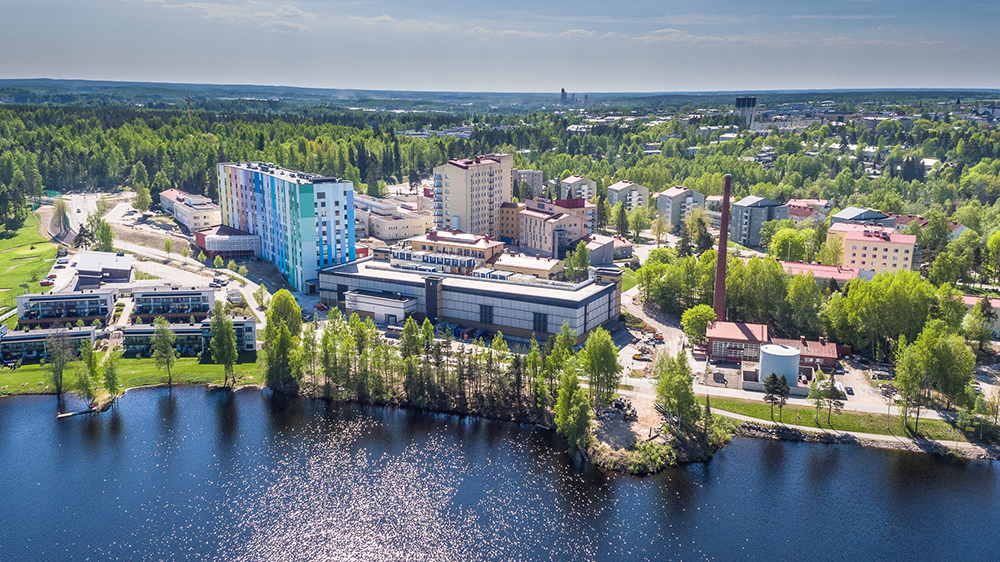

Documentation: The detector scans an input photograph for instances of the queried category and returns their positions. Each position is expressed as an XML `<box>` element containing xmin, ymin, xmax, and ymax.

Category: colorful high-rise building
<box><xmin>217</xmin><ymin>162</ymin><xmax>355</xmax><ymax>294</ymax></box>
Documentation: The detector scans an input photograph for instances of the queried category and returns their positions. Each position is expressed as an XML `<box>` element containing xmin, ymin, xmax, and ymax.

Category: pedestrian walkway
<box><xmin>711</xmin><ymin>408</ymin><xmax>998</xmax><ymax>456</ymax></box>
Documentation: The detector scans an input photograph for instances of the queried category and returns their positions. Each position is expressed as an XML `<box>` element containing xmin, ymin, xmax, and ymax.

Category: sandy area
<box><xmin>593</xmin><ymin>392</ymin><xmax>663</xmax><ymax>449</ymax></box>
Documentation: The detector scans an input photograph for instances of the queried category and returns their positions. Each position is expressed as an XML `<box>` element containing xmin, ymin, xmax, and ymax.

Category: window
<box><xmin>479</xmin><ymin>304</ymin><xmax>494</xmax><ymax>325</ymax></box>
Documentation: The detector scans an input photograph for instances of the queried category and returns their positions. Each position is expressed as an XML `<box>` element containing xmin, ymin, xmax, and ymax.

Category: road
<box><xmin>65</xmin><ymin>193</ymin><xmax>101</xmax><ymax>232</ymax></box>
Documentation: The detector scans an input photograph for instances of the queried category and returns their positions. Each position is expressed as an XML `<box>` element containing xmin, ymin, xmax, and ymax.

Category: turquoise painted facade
<box><xmin>218</xmin><ymin>162</ymin><xmax>355</xmax><ymax>293</ymax></box>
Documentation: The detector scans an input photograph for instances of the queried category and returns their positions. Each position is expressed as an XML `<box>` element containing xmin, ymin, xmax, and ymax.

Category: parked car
<box><xmin>45</xmin><ymin>274</ymin><xmax>57</xmax><ymax>279</ymax></box>
<box><xmin>54</xmin><ymin>264</ymin><xmax>65</xmax><ymax>269</ymax></box>
<box><xmin>76</xmin><ymin>208</ymin><xmax>81</xmax><ymax>213</ymax></box>
<box><xmin>40</xmin><ymin>279</ymin><xmax>54</xmax><ymax>286</ymax></box>
<box><xmin>56</xmin><ymin>258</ymin><xmax>69</xmax><ymax>265</ymax></box>
<box><xmin>845</xmin><ymin>387</ymin><xmax>854</xmax><ymax>395</ymax></box>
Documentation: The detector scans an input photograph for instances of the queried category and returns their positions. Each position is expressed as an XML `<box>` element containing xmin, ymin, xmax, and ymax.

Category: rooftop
<box><xmin>777</xmin><ymin>260</ymin><xmax>863</xmax><ymax>283</ymax></box>
<box><xmin>659</xmin><ymin>186</ymin><xmax>691</xmax><ymax>198</ymax></box>
<box><xmin>771</xmin><ymin>337</ymin><xmax>839</xmax><ymax>359</ymax></box>
<box><xmin>561</xmin><ymin>175</ymin><xmax>592</xmax><ymax>184</ymax></box>
<box><xmin>493</xmin><ymin>253</ymin><xmax>563</xmax><ymax>272</ymax></box>
<box><xmin>608</xmin><ymin>180</ymin><xmax>644</xmax><ymax>192</ymax></box>
<box><xmin>832</xmin><ymin>206</ymin><xmax>887</xmax><ymax>221</ymax></box>
<box><xmin>196</xmin><ymin>224</ymin><xmax>257</xmax><ymax>237</ymax></box>
<box><xmin>734</xmin><ymin>195</ymin><xmax>782</xmax><ymax>208</ymax></box>
<box><xmin>223</xmin><ymin>161</ymin><xmax>347</xmax><ymax>184</ymax></box>
<box><xmin>787</xmin><ymin>205</ymin><xmax>819</xmax><ymax>219</ymax></box>
<box><xmin>76</xmin><ymin>251</ymin><xmax>133</xmax><ymax>274</ymax></box>
<box><xmin>830</xmin><ymin>223</ymin><xmax>916</xmax><ymax>244</ymax></box>
<box><xmin>707</xmin><ymin>321</ymin><xmax>768</xmax><ymax>343</ymax></box>
<box><xmin>446</xmin><ymin>155</ymin><xmax>504</xmax><ymax>169</ymax></box>
<box><xmin>414</xmin><ymin>229</ymin><xmax>504</xmax><ymax>250</ymax></box>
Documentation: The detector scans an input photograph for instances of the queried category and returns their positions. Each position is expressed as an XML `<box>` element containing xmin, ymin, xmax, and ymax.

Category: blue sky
<box><xmin>2</xmin><ymin>0</ymin><xmax>998</xmax><ymax>92</ymax></box>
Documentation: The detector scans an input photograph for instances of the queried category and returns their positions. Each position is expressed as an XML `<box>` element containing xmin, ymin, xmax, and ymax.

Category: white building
<box><xmin>655</xmin><ymin>186</ymin><xmax>705</xmax><ymax>229</ymax></box>
<box><xmin>560</xmin><ymin>175</ymin><xmax>596</xmax><ymax>200</ymax></box>
<box><xmin>606</xmin><ymin>180</ymin><xmax>649</xmax><ymax>211</ymax></box>
<box><xmin>513</xmin><ymin>169</ymin><xmax>544</xmax><ymax>196</ymax></box>
<box><xmin>159</xmin><ymin>189</ymin><xmax>222</xmax><ymax>231</ymax></box>
<box><xmin>353</xmin><ymin>193</ymin><xmax>432</xmax><ymax>242</ymax></box>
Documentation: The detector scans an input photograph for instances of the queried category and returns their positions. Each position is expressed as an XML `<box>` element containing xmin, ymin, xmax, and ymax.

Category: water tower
<box><xmin>759</xmin><ymin>344</ymin><xmax>800</xmax><ymax>387</ymax></box>
<box><xmin>735</xmin><ymin>96</ymin><xmax>757</xmax><ymax>129</ymax></box>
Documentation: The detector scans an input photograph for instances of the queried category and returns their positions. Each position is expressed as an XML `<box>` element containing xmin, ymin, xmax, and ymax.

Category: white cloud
<box><xmin>161</xmin><ymin>1</ymin><xmax>314</xmax><ymax>32</ymax></box>
<box><xmin>557</xmin><ymin>28</ymin><xmax>597</xmax><ymax>37</ymax></box>
<box><xmin>347</xmin><ymin>14</ymin><xmax>455</xmax><ymax>33</ymax></box>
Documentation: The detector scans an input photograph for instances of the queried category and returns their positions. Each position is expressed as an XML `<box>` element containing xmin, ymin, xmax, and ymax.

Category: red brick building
<box><xmin>771</xmin><ymin>336</ymin><xmax>839</xmax><ymax>369</ymax></box>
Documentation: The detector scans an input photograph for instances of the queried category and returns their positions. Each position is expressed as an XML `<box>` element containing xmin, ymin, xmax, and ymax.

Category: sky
<box><xmin>2</xmin><ymin>0</ymin><xmax>998</xmax><ymax>93</ymax></box>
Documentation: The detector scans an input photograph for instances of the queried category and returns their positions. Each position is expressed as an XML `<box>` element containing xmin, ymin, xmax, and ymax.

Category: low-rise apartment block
<box><xmin>131</xmin><ymin>287</ymin><xmax>215</xmax><ymax>323</ymax></box>
<box><xmin>513</xmin><ymin>169</ymin><xmax>544</xmax><ymax>196</ymax></box>
<box><xmin>828</xmin><ymin>223</ymin><xmax>917</xmax><ymax>274</ymax></box>
<box><xmin>606</xmin><ymin>180</ymin><xmax>649</xmax><ymax>211</ymax></box>
<box><xmin>16</xmin><ymin>289</ymin><xmax>116</xmax><ymax>327</ymax></box>
<box><xmin>0</xmin><ymin>327</ymin><xmax>96</xmax><ymax>361</ymax></box>
<box><xmin>730</xmin><ymin>196</ymin><xmax>788</xmax><ymax>247</ymax></box>
<box><xmin>655</xmin><ymin>186</ymin><xmax>705</xmax><ymax>230</ymax></box>
<box><xmin>560</xmin><ymin>175</ymin><xmax>596</xmax><ymax>200</ymax></box>
<box><xmin>519</xmin><ymin>199</ymin><xmax>595</xmax><ymax>259</ymax></box>
<box><xmin>123</xmin><ymin>316</ymin><xmax>257</xmax><ymax>356</ymax></box>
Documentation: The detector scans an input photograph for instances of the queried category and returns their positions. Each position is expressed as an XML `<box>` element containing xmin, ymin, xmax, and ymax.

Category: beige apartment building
<box><xmin>497</xmin><ymin>201</ymin><xmax>526</xmax><ymax>242</ymax></box>
<box><xmin>407</xmin><ymin>229</ymin><xmax>506</xmax><ymax>266</ymax></box>
<box><xmin>828</xmin><ymin>223</ymin><xmax>917</xmax><ymax>274</ymax></box>
<box><xmin>519</xmin><ymin>199</ymin><xmax>595</xmax><ymax>259</ymax></box>
<box><xmin>606</xmin><ymin>180</ymin><xmax>649</xmax><ymax>211</ymax></box>
<box><xmin>432</xmin><ymin>153</ymin><xmax>513</xmax><ymax>237</ymax></box>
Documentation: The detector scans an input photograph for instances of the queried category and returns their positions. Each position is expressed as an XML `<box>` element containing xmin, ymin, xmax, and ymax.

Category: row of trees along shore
<box><xmin>256</xmin><ymin>290</ymin><xmax>629</xmax><ymax>451</ymax></box>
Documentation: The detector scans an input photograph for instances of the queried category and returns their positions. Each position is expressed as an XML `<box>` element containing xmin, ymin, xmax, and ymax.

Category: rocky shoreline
<box><xmin>737</xmin><ymin>422</ymin><xmax>1000</xmax><ymax>461</ymax></box>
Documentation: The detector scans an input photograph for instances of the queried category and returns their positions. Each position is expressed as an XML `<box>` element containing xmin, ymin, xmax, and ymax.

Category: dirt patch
<box><xmin>593</xmin><ymin>392</ymin><xmax>662</xmax><ymax>449</ymax></box>
<box><xmin>245</xmin><ymin>260</ymin><xmax>295</xmax><ymax>294</ymax></box>
<box><xmin>112</xmin><ymin>223</ymin><xmax>198</xmax><ymax>255</ymax></box>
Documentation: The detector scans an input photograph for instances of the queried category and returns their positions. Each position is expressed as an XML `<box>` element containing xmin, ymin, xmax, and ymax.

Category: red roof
<box><xmin>962</xmin><ymin>294</ymin><xmax>1000</xmax><ymax>308</ymax></box>
<box><xmin>830</xmin><ymin>223</ymin><xmax>916</xmax><ymax>245</ymax></box>
<box><xmin>159</xmin><ymin>188</ymin><xmax>186</xmax><ymax>204</ymax></box>
<box><xmin>660</xmin><ymin>186</ymin><xmax>690</xmax><ymax>198</ymax></box>
<box><xmin>778</xmin><ymin>261</ymin><xmax>860</xmax><ymax>282</ymax></box>
<box><xmin>787</xmin><ymin>205</ymin><xmax>818</xmax><ymax>219</ymax></box>
<box><xmin>706</xmin><ymin>321</ymin><xmax>768</xmax><ymax>343</ymax></box>
<box><xmin>771</xmin><ymin>338</ymin><xmax>839</xmax><ymax>360</ymax></box>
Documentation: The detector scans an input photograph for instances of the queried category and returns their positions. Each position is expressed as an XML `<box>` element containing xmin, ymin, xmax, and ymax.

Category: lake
<box><xmin>0</xmin><ymin>387</ymin><xmax>996</xmax><ymax>561</ymax></box>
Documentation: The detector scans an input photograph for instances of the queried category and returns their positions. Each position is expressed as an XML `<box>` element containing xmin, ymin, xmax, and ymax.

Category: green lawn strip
<box><xmin>621</xmin><ymin>269</ymin><xmax>637</xmax><ymax>292</ymax></box>
<box><xmin>0</xmin><ymin>354</ymin><xmax>260</xmax><ymax>396</ymax></box>
<box><xmin>0</xmin><ymin>214</ymin><xmax>59</xmax><ymax>302</ymax></box>
<box><xmin>704</xmin><ymin>396</ymin><xmax>976</xmax><ymax>444</ymax></box>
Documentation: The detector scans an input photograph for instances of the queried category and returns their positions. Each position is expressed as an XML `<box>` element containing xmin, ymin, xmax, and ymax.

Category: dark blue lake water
<box><xmin>0</xmin><ymin>387</ymin><xmax>996</xmax><ymax>561</ymax></box>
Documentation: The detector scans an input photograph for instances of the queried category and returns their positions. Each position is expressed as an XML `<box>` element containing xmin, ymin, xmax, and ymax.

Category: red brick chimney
<box><xmin>713</xmin><ymin>174</ymin><xmax>732</xmax><ymax>320</ymax></box>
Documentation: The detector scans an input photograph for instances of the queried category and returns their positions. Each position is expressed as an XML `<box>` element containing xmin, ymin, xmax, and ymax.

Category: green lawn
<box><xmin>621</xmin><ymin>268</ymin><xmax>637</xmax><ymax>292</ymax></box>
<box><xmin>706</xmin><ymin>396</ymin><xmax>987</xmax><ymax>444</ymax></box>
<box><xmin>0</xmin><ymin>213</ymin><xmax>58</xmax><ymax>310</ymax></box>
<box><xmin>0</xmin><ymin>354</ymin><xmax>260</xmax><ymax>396</ymax></box>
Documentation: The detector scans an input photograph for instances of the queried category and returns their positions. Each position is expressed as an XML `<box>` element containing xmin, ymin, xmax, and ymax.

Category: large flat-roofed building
<box><xmin>218</xmin><ymin>161</ymin><xmax>356</xmax><ymax>294</ymax></box>
<box><xmin>159</xmin><ymin>188</ymin><xmax>222</xmax><ymax>231</ymax></box>
<box><xmin>560</xmin><ymin>175</ymin><xmax>596</xmax><ymax>200</ymax></box>
<box><xmin>319</xmin><ymin>258</ymin><xmax>622</xmax><ymax>344</ymax></box>
<box><xmin>132</xmin><ymin>287</ymin><xmax>215</xmax><ymax>323</ymax></box>
<box><xmin>655</xmin><ymin>186</ymin><xmax>705</xmax><ymax>229</ymax></box>
<box><xmin>16</xmin><ymin>289</ymin><xmax>116</xmax><ymax>327</ymax></box>
<box><xmin>123</xmin><ymin>316</ymin><xmax>257</xmax><ymax>356</ymax></box>
<box><xmin>431</xmin><ymin>153</ymin><xmax>513</xmax><ymax>236</ymax></box>
<box><xmin>828</xmin><ymin>223</ymin><xmax>917</xmax><ymax>274</ymax></box>
<box><xmin>194</xmin><ymin>224</ymin><xmax>262</xmax><ymax>260</ymax></box>
<box><xmin>730</xmin><ymin>196</ymin><xmax>788</xmax><ymax>248</ymax></box>
<box><xmin>491</xmin><ymin>252</ymin><xmax>565</xmax><ymax>280</ymax></box>
<box><xmin>606</xmin><ymin>180</ymin><xmax>649</xmax><ymax>211</ymax></box>
<box><xmin>0</xmin><ymin>327</ymin><xmax>95</xmax><ymax>361</ymax></box>
<box><xmin>76</xmin><ymin>251</ymin><xmax>133</xmax><ymax>283</ymax></box>
<box><xmin>344</xmin><ymin>289</ymin><xmax>418</xmax><ymax>326</ymax></box>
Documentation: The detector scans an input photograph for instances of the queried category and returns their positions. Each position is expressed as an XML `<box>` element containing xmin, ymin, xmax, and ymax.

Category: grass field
<box><xmin>621</xmin><ymin>268</ymin><xmax>637</xmax><ymax>291</ymax></box>
<box><xmin>0</xmin><ymin>213</ymin><xmax>58</xmax><ymax>309</ymax></box>
<box><xmin>0</xmin><ymin>354</ymin><xmax>260</xmax><ymax>397</ymax></box>
<box><xmin>705</xmin><ymin>396</ymin><xmax>993</xmax><ymax>444</ymax></box>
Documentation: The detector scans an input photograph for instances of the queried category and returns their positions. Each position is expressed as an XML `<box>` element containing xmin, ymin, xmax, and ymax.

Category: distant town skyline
<box><xmin>3</xmin><ymin>0</ymin><xmax>998</xmax><ymax>93</ymax></box>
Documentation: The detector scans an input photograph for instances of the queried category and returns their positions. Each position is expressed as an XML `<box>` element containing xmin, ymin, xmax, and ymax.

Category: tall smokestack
<box><xmin>713</xmin><ymin>174</ymin><xmax>732</xmax><ymax>321</ymax></box>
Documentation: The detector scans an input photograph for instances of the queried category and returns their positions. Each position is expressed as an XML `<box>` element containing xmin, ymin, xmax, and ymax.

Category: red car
<box><xmin>40</xmin><ymin>279</ymin><xmax>54</xmax><ymax>286</ymax></box>
<box><xmin>45</xmin><ymin>273</ymin><xmax>58</xmax><ymax>279</ymax></box>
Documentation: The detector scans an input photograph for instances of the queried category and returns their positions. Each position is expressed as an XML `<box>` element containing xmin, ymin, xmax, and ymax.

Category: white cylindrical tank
<box><xmin>759</xmin><ymin>344</ymin><xmax>801</xmax><ymax>387</ymax></box>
